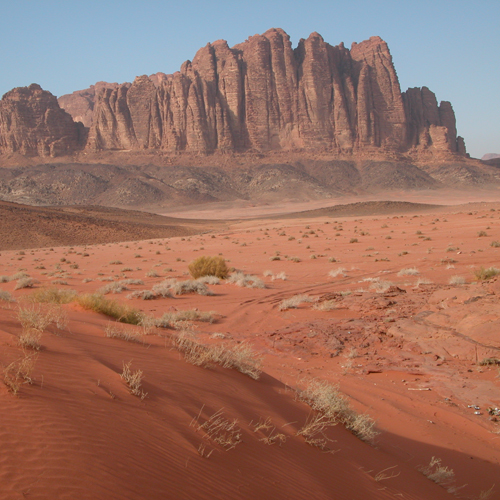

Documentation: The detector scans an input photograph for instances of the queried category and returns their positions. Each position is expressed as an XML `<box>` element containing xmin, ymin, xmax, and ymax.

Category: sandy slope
<box><xmin>1</xmin><ymin>200</ymin><xmax>500</xmax><ymax>499</ymax></box>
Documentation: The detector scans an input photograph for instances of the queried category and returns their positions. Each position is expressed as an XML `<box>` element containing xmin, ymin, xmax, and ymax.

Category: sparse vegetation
<box><xmin>120</xmin><ymin>361</ymin><xmax>147</xmax><ymax>399</ymax></box>
<box><xmin>398</xmin><ymin>267</ymin><xmax>419</xmax><ymax>276</ymax></box>
<box><xmin>156</xmin><ymin>310</ymin><xmax>216</xmax><ymax>328</ymax></box>
<box><xmin>77</xmin><ymin>293</ymin><xmax>143</xmax><ymax>324</ymax></box>
<box><xmin>3</xmin><ymin>352</ymin><xmax>38</xmax><ymax>394</ymax></box>
<box><xmin>329</xmin><ymin>267</ymin><xmax>347</xmax><ymax>278</ymax></box>
<box><xmin>226</xmin><ymin>272</ymin><xmax>265</xmax><ymax>289</ymax></box>
<box><xmin>28</xmin><ymin>287</ymin><xmax>77</xmax><ymax>304</ymax></box>
<box><xmin>105</xmin><ymin>323</ymin><xmax>144</xmax><ymax>343</ymax></box>
<box><xmin>298</xmin><ymin>379</ymin><xmax>378</xmax><ymax>442</ymax></box>
<box><xmin>278</xmin><ymin>294</ymin><xmax>316</xmax><ymax>311</ymax></box>
<box><xmin>14</xmin><ymin>277</ymin><xmax>39</xmax><ymax>290</ymax></box>
<box><xmin>419</xmin><ymin>456</ymin><xmax>455</xmax><ymax>486</ymax></box>
<box><xmin>474</xmin><ymin>266</ymin><xmax>500</xmax><ymax>281</ymax></box>
<box><xmin>449</xmin><ymin>275</ymin><xmax>466</xmax><ymax>285</ymax></box>
<box><xmin>174</xmin><ymin>331</ymin><xmax>262</xmax><ymax>379</ymax></box>
<box><xmin>188</xmin><ymin>256</ymin><xmax>229</xmax><ymax>279</ymax></box>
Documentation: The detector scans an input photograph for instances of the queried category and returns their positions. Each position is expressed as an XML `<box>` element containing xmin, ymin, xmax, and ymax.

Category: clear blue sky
<box><xmin>1</xmin><ymin>0</ymin><xmax>498</xmax><ymax>159</ymax></box>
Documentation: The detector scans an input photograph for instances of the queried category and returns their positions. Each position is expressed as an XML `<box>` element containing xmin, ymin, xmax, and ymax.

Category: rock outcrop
<box><xmin>0</xmin><ymin>84</ymin><xmax>85</xmax><ymax>157</ymax></box>
<box><xmin>2</xmin><ymin>29</ymin><xmax>467</xmax><ymax>159</ymax></box>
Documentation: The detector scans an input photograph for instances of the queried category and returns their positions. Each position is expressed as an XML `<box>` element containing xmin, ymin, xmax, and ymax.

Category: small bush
<box><xmin>146</xmin><ymin>270</ymin><xmax>160</xmax><ymax>278</ymax></box>
<box><xmin>329</xmin><ymin>267</ymin><xmax>347</xmax><ymax>278</ymax></box>
<box><xmin>195</xmin><ymin>275</ymin><xmax>220</xmax><ymax>285</ymax></box>
<box><xmin>474</xmin><ymin>267</ymin><xmax>500</xmax><ymax>281</ymax></box>
<box><xmin>0</xmin><ymin>290</ymin><xmax>14</xmax><ymax>302</ymax></box>
<box><xmin>490</xmin><ymin>241</ymin><xmax>500</xmax><ymax>248</ymax></box>
<box><xmin>98</xmin><ymin>282</ymin><xmax>129</xmax><ymax>295</ymax></box>
<box><xmin>449</xmin><ymin>275</ymin><xmax>466</xmax><ymax>285</ymax></box>
<box><xmin>119</xmin><ymin>278</ymin><xmax>144</xmax><ymax>286</ymax></box>
<box><xmin>126</xmin><ymin>290</ymin><xmax>156</xmax><ymax>300</ymax></box>
<box><xmin>105</xmin><ymin>323</ymin><xmax>144</xmax><ymax>343</ymax></box>
<box><xmin>121</xmin><ymin>361</ymin><xmax>147</xmax><ymax>399</ymax></box>
<box><xmin>171</xmin><ymin>280</ymin><xmax>214</xmax><ymax>296</ymax></box>
<box><xmin>419</xmin><ymin>457</ymin><xmax>455</xmax><ymax>486</ymax></box>
<box><xmin>3</xmin><ymin>352</ymin><xmax>38</xmax><ymax>394</ymax></box>
<box><xmin>478</xmin><ymin>231</ymin><xmax>488</xmax><ymax>237</ymax></box>
<box><xmin>14</xmin><ymin>277</ymin><xmax>39</xmax><ymax>290</ymax></box>
<box><xmin>76</xmin><ymin>294</ymin><xmax>143</xmax><ymax>325</ymax></box>
<box><xmin>226</xmin><ymin>272</ymin><xmax>265</xmax><ymax>289</ymax></box>
<box><xmin>156</xmin><ymin>310</ymin><xmax>216</xmax><ymax>327</ymax></box>
<box><xmin>278</xmin><ymin>294</ymin><xmax>315</xmax><ymax>311</ymax></box>
<box><xmin>349</xmin><ymin>238</ymin><xmax>358</xmax><ymax>244</ymax></box>
<box><xmin>28</xmin><ymin>287</ymin><xmax>77</xmax><ymax>304</ymax></box>
<box><xmin>188</xmin><ymin>256</ymin><xmax>229</xmax><ymax>279</ymax></box>
<box><xmin>18</xmin><ymin>330</ymin><xmax>42</xmax><ymax>350</ymax></box>
<box><xmin>397</xmin><ymin>267</ymin><xmax>419</xmax><ymax>276</ymax></box>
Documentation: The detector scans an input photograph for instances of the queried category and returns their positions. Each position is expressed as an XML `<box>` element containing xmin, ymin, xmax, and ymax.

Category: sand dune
<box><xmin>1</xmin><ymin>200</ymin><xmax>499</xmax><ymax>499</ymax></box>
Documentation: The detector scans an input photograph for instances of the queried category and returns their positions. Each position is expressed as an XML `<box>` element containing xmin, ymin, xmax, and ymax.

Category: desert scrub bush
<box><xmin>397</xmin><ymin>267</ymin><xmax>419</xmax><ymax>276</ymax></box>
<box><xmin>170</xmin><ymin>280</ymin><xmax>214</xmax><ymax>296</ymax></box>
<box><xmin>449</xmin><ymin>275</ymin><xmax>466</xmax><ymax>285</ymax></box>
<box><xmin>478</xmin><ymin>230</ymin><xmax>488</xmax><ymax>237</ymax></box>
<box><xmin>226</xmin><ymin>272</ymin><xmax>265</xmax><ymax>289</ymax></box>
<box><xmin>11</xmin><ymin>272</ymin><xmax>29</xmax><ymax>280</ymax></box>
<box><xmin>174</xmin><ymin>332</ymin><xmax>262</xmax><ymax>379</ymax></box>
<box><xmin>188</xmin><ymin>256</ymin><xmax>229</xmax><ymax>279</ymax></box>
<box><xmin>3</xmin><ymin>352</ymin><xmax>38</xmax><ymax>394</ymax></box>
<box><xmin>313</xmin><ymin>300</ymin><xmax>338</xmax><ymax>311</ymax></box>
<box><xmin>329</xmin><ymin>267</ymin><xmax>347</xmax><ymax>278</ymax></box>
<box><xmin>105</xmin><ymin>322</ymin><xmax>144</xmax><ymax>343</ymax></box>
<box><xmin>0</xmin><ymin>275</ymin><xmax>10</xmax><ymax>283</ymax></box>
<box><xmin>478</xmin><ymin>357</ymin><xmax>500</xmax><ymax>366</ymax></box>
<box><xmin>269</xmin><ymin>255</ymin><xmax>281</xmax><ymax>261</ymax></box>
<box><xmin>97</xmin><ymin>282</ymin><xmax>129</xmax><ymax>295</ymax></box>
<box><xmin>191</xmin><ymin>408</ymin><xmax>242</xmax><ymax>451</ymax></box>
<box><xmin>120</xmin><ymin>361</ymin><xmax>147</xmax><ymax>399</ymax></box>
<box><xmin>474</xmin><ymin>266</ymin><xmax>500</xmax><ymax>281</ymax></box>
<box><xmin>369</xmin><ymin>279</ymin><xmax>393</xmax><ymax>293</ymax></box>
<box><xmin>278</xmin><ymin>294</ymin><xmax>316</xmax><ymax>311</ymax></box>
<box><xmin>298</xmin><ymin>379</ymin><xmax>378</xmax><ymax>442</ymax></box>
<box><xmin>28</xmin><ymin>287</ymin><xmax>77</xmax><ymax>304</ymax></box>
<box><xmin>119</xmin><ymin>278</ymin><xmax>144</xmax><ymax>286</ymax></box>
<box><xmin>296</xmin><ymin>412</ymin><xmax>338</xmax><ymax>450</ymax></box>
<box><xmin>195</xmin><ymin>275</ymin><xmax>220</xmax><ymax>285</ymax></box>
<box><xmin>51</xmin><ymin>279</ymin><xmax>69</xmax><ymax>286</ymax></box>
<box><xmin>156</xmin><ymin>310</ymin><xmax>216</xmax><ymax>328</ymax></box>
<box><xmin>0</xmin><ymin>290</ymin><xmax>14</xmax><ymax>302</ymax></box>
<box><xmin>126</xmin><ymin>290</ymin><xmax>155</xmax><ymax>300</ymax></box>
<box><xmin>14</xmin><ymin>277</ymin><xmax>39</xmax><ymax>290</ymax></box>
<box><xmin>151</xmin><ymin>282</ymin><xmax>173</xmax><ymax>298</ymax></box>
<box><xmin>76</xmin><ymin>293</ymin><xmax>143</xmax><ymax>325</ymax></box>
<box><xmin>18</xmin><ymin>330</ymin><xmax>43</xmax><ymax>350</ymax></box>
<box><xmin>349</xmin><ymin>238</ymin><xmax>358</xmax><ymax>243</ymax></box>
<box><xmin>490</xmin><ymin>240</ymin><xmax>500</xmax><ymax>248</ymax></box>
<box><xmin>419</xmin><ymin>457</ymin><xmax>455</xmax><ymax>486</ymax></box>
<box><xmin>145</xmin><ymin>270</ymin><xmax>160</xmax><ymax>278</ymax></box>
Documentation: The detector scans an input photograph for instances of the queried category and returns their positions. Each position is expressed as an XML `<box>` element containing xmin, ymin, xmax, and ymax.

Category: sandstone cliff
<box><xmin>82</xmin><ymin>29</ymin><xmax>465</xmax><ymax>157</ymax></box>
<box><xmin>0</xmin><ymin>84</ymin><xmax>85</xmax><ymax>157</ymax></box>
<box><xmin>2</xmin><ymin>29</ymin><xmax>466</xmax><ymax>159</ymax></box>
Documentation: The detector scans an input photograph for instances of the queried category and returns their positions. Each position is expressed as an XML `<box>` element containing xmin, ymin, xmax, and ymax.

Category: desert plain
<box><xmin>1</xmin><ymin>195</ymin><xmax>500</xmax><ymax>500</ymax></box>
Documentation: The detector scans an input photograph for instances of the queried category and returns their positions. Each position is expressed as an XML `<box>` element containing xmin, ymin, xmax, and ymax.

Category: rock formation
<box><xmin>0</xmin><ymin>84</ymin><xmax>85</xmax><ymax>157</ymax></box>
<box><xmin>2</xmin><ymin>29</ymin><xmax>466</xmax><ymax>158</ymax></box>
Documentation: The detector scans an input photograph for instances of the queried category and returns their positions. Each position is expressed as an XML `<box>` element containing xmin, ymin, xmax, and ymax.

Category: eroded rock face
<box><xmin>2</xmin><ymin>29</ymin><xmax>467</xmax><ymax>158</ymax></box>
<box><xmin>0</xmin><ymin>84</ymin><xmax>84</xmax><ymax>157</ymax></box>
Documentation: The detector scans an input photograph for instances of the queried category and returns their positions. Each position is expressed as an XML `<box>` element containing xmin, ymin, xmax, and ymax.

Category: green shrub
<box><xmin>188</xmin><ymin>256</ymin><xmax>229</xmax><ymax>279</ymax></box>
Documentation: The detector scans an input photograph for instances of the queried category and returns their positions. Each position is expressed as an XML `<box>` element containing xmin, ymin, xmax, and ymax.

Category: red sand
<box><xmin>1</xmin><ymin>200</ymin><xmax>500</xmax><ymax>499</ymax></box>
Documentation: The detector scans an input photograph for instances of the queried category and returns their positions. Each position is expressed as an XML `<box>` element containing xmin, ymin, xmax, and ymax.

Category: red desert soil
<box><xmin>1</xmin><ymin>199</ymin><xmax>500</xmax><ymax>499</ymax></box>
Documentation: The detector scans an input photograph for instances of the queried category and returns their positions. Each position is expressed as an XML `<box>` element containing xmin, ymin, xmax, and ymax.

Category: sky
<box><xmin>0</xmin><ymin>0</ymin><xmax>498</xmax><ymax>159</ymax></box>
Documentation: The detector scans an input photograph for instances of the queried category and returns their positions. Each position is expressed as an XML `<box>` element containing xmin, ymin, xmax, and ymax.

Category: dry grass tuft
<box><xmin>14</xmin><ymin>277</ymin><xmax>39</xmax><ymax>290</ymax></box>
<box><xmin>76</xmin><ymin>293</ymin><xmax>143</xmax><ymax>325</ymax></box>
<box><xmin>296</xmin><ymin>412</ymin><xmax>338</xmax><ymax>450</ymax></box>
<box><xmin>226</xmin><ymin>272</ymin><xmax>265</xmax><ymax>289</ymax></box>
<box><xmin>419</xmin><ymin>456</ymin><xmax>455</xmax><ymax>486</ymax></box>
<box><xmin>105</xmin><ymin>323</ymin><xmax>144</xmax><ymax>343</ymax></box>
<box><xmin>174</xmin><ymin>331</ymin><xmax>262</xmax><ymax>379</ymax></box>
<box><xmin>278</xmin><ymin>294</ymin><xmax>316</xmax><ymax>311</ymax></box>
<box><xmin>329</xmin><ymin>267</ymin><xmax>347</xmax><ymax>278</ymax></box>
<box><xmin>191</xmin><ymin>408</ymin><xmax>242</xmax><ymax>451</ymax></box>
<box><xmin>3</xmin><ymin>351</ymin><xmax>38</xmax><ymax>394</ymax></box>
<box><xmin>126</xmin><ymin>290</ymin><xmax>156</xmax><ymax>300</ymax></box>
<box><xmin>449</xmin><ymin>275</ymin><xmax>466</xmax><ymax>285</ymax></box>
<box><xmin>398</xmin><ymin>267</ymin><xmax>419</xmax><ymax>276</ymax></box>
<box><xmin>120</xmin><ymin>361</ymin><xmax>147</xmax><ymax>399</ymax></box>
<box><xmin>188</xmin><ymin>256</ymin><xmax>229</xmax><ymax>279</ymax></box>
<box><xmin>28</xmin><ymin>287</ymin><xmax>77</xmax><ymax>304</ymax></box>
<box><xmin>474</xmin><ymin>267</ymin><xmax>500</xmax><ymax>281</ymax></box>
<box><xmin>298</xmin><ymin>379</ymin><xmax>378</xmax><ymax>442</ymax></box>
<box><xmin>156</xmin><ymin>310</ymin><xmax>216</xmax><ymax>328</ymax></box>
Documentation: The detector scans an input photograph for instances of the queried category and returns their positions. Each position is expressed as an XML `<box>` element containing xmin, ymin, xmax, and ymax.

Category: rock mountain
<box><xmin>0</xmin><ymin>29</ymin><xmax>466</xmax><ymax>159</ymax></box>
